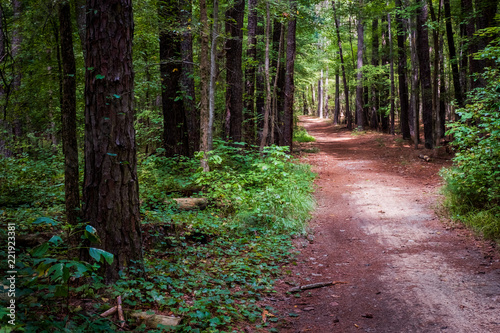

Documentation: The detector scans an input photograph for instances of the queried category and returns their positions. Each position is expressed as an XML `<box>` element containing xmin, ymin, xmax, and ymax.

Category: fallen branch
<box><xmin>288</xmin><ymin>281</ymin><xmax>348</xmax><ymax>293</ymax></box>
<box><xmin>129</xmin><ymin>311</ymin><xmax>182</xmax><ymax>328</ymax></box>
<box><xmin>418</xmin><ymin>154</ymin><xmax>431</xmax><ymax>162</ymax></box>
<box><xmin>170</xmin><ymin>198</ymin><xmax>208</xmax><ymax>210</ymax></box>
<box><xmin>117</xmin><ymin>296</ymin><xmax>125</xmax><ymax>328</ymax></box>
<box><xmin>100</xmin><ymin>306</ymin><xmax>117</xmax><ymax>318</ymax></box>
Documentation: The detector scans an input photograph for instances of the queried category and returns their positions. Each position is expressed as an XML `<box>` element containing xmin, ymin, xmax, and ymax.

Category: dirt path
<box><xmin>266</xmin><ymin>117</ymin><xmax>500</xmax><ymax>333</ymax></box>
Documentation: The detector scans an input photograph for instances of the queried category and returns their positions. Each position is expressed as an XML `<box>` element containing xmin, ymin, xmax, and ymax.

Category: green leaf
<box><xmin>47</xmin><ymin>263</ymin><xmax>64</xmax><ymax>281</ymax></box>
<box><xmin>113</xmin><ymin>94</ymin><xmax>121</xmax><ymax>99</ymax></box>
<box><xmin>95</xmin><ymin>74</ymin><xmax>105</xmax><ymax>80</ymax></box>
<box><xmin>84</xmin><ymin>225</ymin><xmax>99</xmax><ymax>243</ymax></box>
<box><xmin>48</xmin><ymin>235</ymin><xmax>63</xmax><ymax>246</ymax></box>
<box><xmin>107</xmin><ymin>153</ymin><xmax>117</xmax><ymax>157</ymax></box>
<box><xmin>31</xmin><ymin>242</ymin><xmax>50</xmax><ymax>257</ymax></box>
<box><xmin>33</xmin><ymin>217</ymin><xmax>58</xmax><ymax>226</ymax></box>
<box><xmin>89</xmin><ymin>248</ymin><xmax>114</xmax><ymax>265</ymax></box>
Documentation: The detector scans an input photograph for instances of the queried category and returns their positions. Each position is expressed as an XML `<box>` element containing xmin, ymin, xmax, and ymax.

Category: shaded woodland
<box><xmin>0</xmin><ymin>0</ymin><xmax>499</xmax><ymax>330</ymax></box>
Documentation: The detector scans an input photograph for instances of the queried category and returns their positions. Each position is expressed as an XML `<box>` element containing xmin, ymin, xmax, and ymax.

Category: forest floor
<box><xmin>262</xmin><ymin>116</ymin><xmax>500</xmax><ymax>333</ymax></box>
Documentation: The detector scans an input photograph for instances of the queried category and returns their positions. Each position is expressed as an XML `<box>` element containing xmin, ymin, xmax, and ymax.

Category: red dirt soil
<box><xmin>262</xmin><ymin>116</ymin><xmax>500</xmax><ymax>333</ymax></box>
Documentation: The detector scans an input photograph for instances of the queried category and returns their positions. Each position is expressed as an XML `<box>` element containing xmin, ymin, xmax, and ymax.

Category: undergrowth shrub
<box><xmin>441</xmin><ymin>33</ymin><xmax>500</xmax><ymax>238</ymax></box>
<box><xmin>293</xmin><ymin>126</ymin><xmax>316</xmax><ymax>142</ymax></box>
<box><xmin>193</xmin><ymin>141</ymin><xmax>316</xmax><ymax>234</ymax></box>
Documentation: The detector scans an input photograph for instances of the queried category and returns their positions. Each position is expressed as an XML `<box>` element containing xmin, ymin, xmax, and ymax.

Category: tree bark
<box><xmin>260</xmin><ymin>1</ymin><xmax>272</xmax><ymax>151</ymax></box>
<box><xmin>180</xmin><ymin>0</ymin><xmax>198</xmax><ymax>155</ymax></box>
<box><xmin>318</xmin><ymin>72</ymin><xmax>323</xmax><ymax>119</ymax></box>
<box><xmin>388</xmin><ymin>11</ymin><xmax>396</xmax><ymax>135</ymax></box>
<box><xmin>332</xmin><ymin>0</ymin><xmax>351</xmax><ymax>129</ymax></box>
<box><xmin>444</xmin><ymin>0</ymin><xmax>464</xmax><ymax>109</ymax></box>
<box><xmin>244</xmin><ymin>0</ymin><xmax>258</xmax><ymax>144</ymax></box>
<box><xmin>199</xmin><ymin>0</ymin><xmax>210</xmax><ymax>171</ymax></box>
<box><xmin>83</xmin><ymin>0</ymin><xmax>143</xmax><ymax>283</ymax></box>
<box><xmin>225</xmin><ymin>0</ymin><xmax>246</xmax><ymax>142</ymax></box>
<box><xmin>334</xmin><ymin>64</ymin><xmax>340</xmax><ymax>124</ymax></box>
<box><xmin>356</xmin><ymin>14</ymin><xmax>364</xmax><ymax>130</ymax></box>
<box><xmin>159</xmin><ymin>0</ymin><xmax>189</xmax><ymax>157</ymax></box>
<box><xmin>416</xmin><ymin>0</ymin><xmax>434</xmax><ymax>149</ymax></box>
<box><xmin>209</xmin><ymin>0</ymin><xmax>219</xmax><ymax>151</ymax></box>
<box><xmin>73</xmin><ymin>0</ymin><xmax>86</xmax><ymax>53</ymax></box>
<box><xmin>59</xmin><ymin>1</ymin><xmax>80</xmax><ymax>228</ymax></box>
<box><xmin>370</xmin><ymin>19</ymin><xmax>379</xmax><ymax>130</ymax></box>
<box><xmin>395</xmin><ymin>0</ymin><xmax>411</xmax><ymax>139</ymax></box>
<box><xmin>283</xmin><ymin>0</ymin><xmax>296</xmax><ymax>150</ymax></box>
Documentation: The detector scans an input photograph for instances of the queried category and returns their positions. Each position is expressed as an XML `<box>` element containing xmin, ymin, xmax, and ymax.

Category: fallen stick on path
<box><xmin>288</xmin><ymin>281</ymin><xmax>348</xmax><ymax>293</ymax></box>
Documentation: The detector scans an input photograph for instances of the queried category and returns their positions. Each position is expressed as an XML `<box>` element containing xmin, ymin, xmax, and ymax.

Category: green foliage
<box><xmin>193</xmin><ymin>141</ymin><xmax>316</xmax><ymax>234</ymax></box>
<box><xmin>441</xmin><ymin>50</ymin><xmax>500</xmax><ymax>238</ymax></box>
<box><xmin>293</xmin><ymin>126</ymin><xmax>316</xmax><ymax>142</ymax></box>
<box><xmin>0</xmin><ymin>146</ymin><xmax>65</xmax><ymax>207</ymax></box>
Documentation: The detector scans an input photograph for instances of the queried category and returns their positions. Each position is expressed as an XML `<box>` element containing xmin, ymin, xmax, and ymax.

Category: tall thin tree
<box><xmin>283</xmin><ymin>0</ymin><xmax>297</xmax><ymax>150</ymax></box>
<box><xmin>59</xmin><ymin>0</ymin><xmax>80</xmax><ymax>228</ymax></box>
<box><xmin>225</xmin><ymin>0</ymin><xmax>246</xmax><ymax>142</ymax></box>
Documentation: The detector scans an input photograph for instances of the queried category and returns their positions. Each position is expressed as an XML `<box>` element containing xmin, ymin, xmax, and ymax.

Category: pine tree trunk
<box><xmin>370</xmin><ymin>19</ymin><xmax>379</xmax><ymax>130</ymax></box>
<box><xmin>416</xmin><ymin>0</ymin><xmax>434</xmax><ymax>149</ymax></box>
<box><xmin>444</xmin><ymin>0</ymin><xmax>464</xmax><ymax>109</ymax></box>
<box><xmin>208</xmin><ymin>0</ymin><xmax>219</xmax><ymax>151</ymax></box>
<box><xmin>356</xmin><ymin>15</ymin><xmax>364</xmax><ymax>130</ymax></box>
<box><xmin>160</xmin><ymin>0</ymin><xmax>189</xmax><ymax>157</ymax></box>
<box><xmin>199</xmin><ymin>0</ymin><xmax>210</xmax><ymax>171</ymax></box>
<box><xmin>318</xmin><ymin>73</ymin><xmax>323</xmax><ymax>119</ymax></box>
<box><xmin>225</xmin><ymin>0</ymin><xmax>245</xmax><ymax>142</ymax></box>
<box><xmin>260</xmin><ymin>1</ymin><xmax>272</xmax><ymax>150</ymax></box>
<box><xmin>409</xmin><ymin>27</ymin><xmax>420</xmax><ymax>147</ymax></box>
<box><xmin>244</xmin><ymin>0</ymin><xmax>258</xmax><ymax>144</ymax></box>
<box><xmin>283</xmin><ymin>0</ymin><xmax>296</xmax><ymax>150</ymax></box>
<box><xmin>180</xmin><ymin>0</ymin><xmax>199</xmax><ymax>155</ymax></box>
<box><xmin>59</xmin><ymin>1</ymin><xmax>80</xmax><ymax>228</ymax></box>
<box><xmin>334</xmin><ymin>66</ymin><xmax>340</xmax><ymax>124</ymax></box>
<box><xmin>332</xmin><ymin>0</ymin><xmax>351</xmax><ymax>129</ymax></box>
<box><xmin>388</xmin><ymin>11</ymin><xmax>396</xmax><ymax>135</ymax></box>
<box><xmin>83</xmin><ymin>0</ymin><xmax>143</xmax><ymax>283</ymax></box>
<box><xmin>395</xmin><ymin>0</ymin><xmax>411</xmax><ymax>139</ymax></box>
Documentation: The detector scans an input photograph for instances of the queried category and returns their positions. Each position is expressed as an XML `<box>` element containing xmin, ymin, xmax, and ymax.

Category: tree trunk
<box><xmin>334</xmin><ymin>65</ymin><xmax>340</xmax><ymax>124</ymax></box>
<box><xmin>159</xmin><ymin>0</ymin><xmax>189</xmax><ymax>157</ymax></box>
<box><xmin>332</xmin><ymin>0</ymin><xmax>351</xmax><ymax>129</ymax></box>
<box><xmin>370</xmin><ymin>19</ymin><xmax>379</xmax><ymax>130</ymax></box>
<box><xmin>271</xmin><ymin>21</ymin><xmax>285</xmax><ymax>145</ymax></box>
<box><xmin>73</xmin><ymin>0</ymin><xmax>86</xmax><ymax>53</ymax></box>
<box><xmin>208</xmin><ymin>0</ymin><xmax>219</xmax><ymax>151</ymax></box>
<box><xmin>199</xmin><ymin>0</ymin><xmax>210</xmax><ymax>171</ymax></box>
<box><xmin>409</xmin><ymin>26</ymin><xmax>420</xmax><ymax>147</ymax></box>
<box><xmin>180</xmin><ymin>0</ymin><xmax>198</xmax><ymax>155</ymax></box>
<box><xmin>324</xmin><ymin>68</ymin><xmax>329</xmax><ymax>118</ymax></box>
<box><xmin>59</xmin><ymin>1</ymin><xmax>80</xmax><ymax>228</ymax></box>
<box><xmin>416</xmin><ymin>0</ymin><xmax>434</xmax><ymax>149</ymax></box>
<box><xmin>356</xmin><ymin>15</ymin><xmax>364</xmax><ymax>130</ymax></box>
<box><xmin>318</xmin><ymin>73</ymin><xmax>323</xmax><ymax>118</ymax></box>
<box><xmin>244</xmin><ymin>0</ymin><xmax>258</xmax><ymax>144</ymax></box>
<box><xmin>388</xmin><ymin>11</ymin><xmax>396</xmax><ymax>135</ymax></box>
<box><xmin>283</xmin><ymin>0</ymin><xmax>296</xmax><ymax>151</ymax></box>
<box><xmin>225</xmin><ymin>0</ymin><xmax>245</xmax><ymax>142</ymax></box>
<box><xmin>83</xmin><ymin>0</ymin><xmax>143</xmax><ymax>283</ymax></box>
<box><xmin>444</xmin><ymin>0</ymin><xmax>464</xmax><ymax>109</ymax></box>
<box><xmin>260</xmin><ymin>1</ymin><xmax>272</xmax><ymax>150</ymax></box>
<box><xmin>395</xmin><ymin>0</ymin><xmax>411</xmax><ymax>139</ymax></box>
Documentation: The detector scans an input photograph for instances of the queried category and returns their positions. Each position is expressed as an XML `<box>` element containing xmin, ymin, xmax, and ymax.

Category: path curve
<box><xmin>268</xmin><ymin>117</ymin><xmax>500</xmax><ymax>333</ymax></box>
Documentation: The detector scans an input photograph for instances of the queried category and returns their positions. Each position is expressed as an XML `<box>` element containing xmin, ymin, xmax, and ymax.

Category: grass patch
<box><xmin>440</xmin><ymin>172</ymin><xmax>500</xmax><ymax>240</ymax></box>
<box><xmin>293</xmin><ymin>127</ymin><xmax>316</xmax><ymax>142</ymax></box>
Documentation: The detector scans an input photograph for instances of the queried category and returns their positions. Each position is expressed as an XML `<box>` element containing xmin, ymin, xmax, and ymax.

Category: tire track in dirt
<box><xmin>267</xmin><ymin>117</ymin><xmax>500</xmax><ymax>333</ymax></box>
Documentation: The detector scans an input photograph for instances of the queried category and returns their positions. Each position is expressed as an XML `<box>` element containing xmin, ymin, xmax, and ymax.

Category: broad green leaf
<box><xmin>31</xmin><ymin>242</ymin><xmax>50</xmax><ymax>257</ymax></box>
<box><xmin>33</xmin><ymin>217</ymin><xmax>58</xmax><ymax>226</ymax></box>
<box><xmin>89</xmin><ymin>248</ymin><xmax>114</xmax><ymax>265</ymax></box>
<box><xmin>48</xmin><ymin>235</ymin><xmax>63</xmax><ymax>246</ymax></box>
